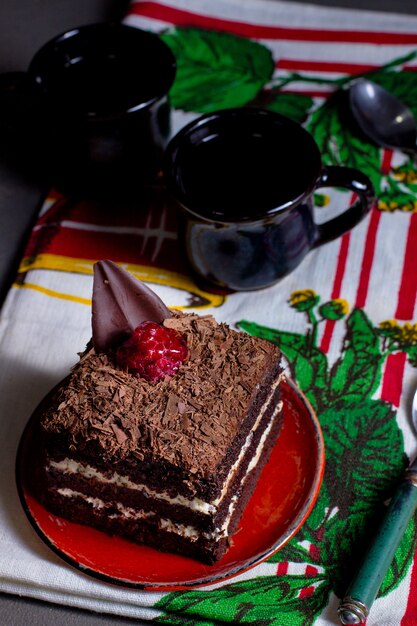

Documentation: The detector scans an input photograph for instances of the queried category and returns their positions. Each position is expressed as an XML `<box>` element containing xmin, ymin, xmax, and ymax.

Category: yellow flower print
<box><xmin>401</xmin><ymin>322</ymin><xmax>417</xmax><ymax>345</ymax></box>
<box><xmin>319</xmin><ymin>298</ymin><xmax>349</xmax><ymax>321</ymax></box>
<box><xmin>289</xmin><ymin>289</ymin><xmax>319</xmax><ymax>312</ymax></box>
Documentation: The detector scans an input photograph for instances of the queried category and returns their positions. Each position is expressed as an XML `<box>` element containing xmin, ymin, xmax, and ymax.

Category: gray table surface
<box><xmin>1</xmin><ymin>0</ymin><xmax>417</xmax><ymax>624</ymax></box>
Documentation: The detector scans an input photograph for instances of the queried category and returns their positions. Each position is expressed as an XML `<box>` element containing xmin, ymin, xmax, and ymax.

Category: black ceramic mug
<box><xmin>164</xmin><ymin>108</ymin><xmax>375</xmax><ymax>292</ymax></box>
<box><xmin>0</xmin><ymin>23</ymin><xmax>176</xmax><ymax>195</ymax></box>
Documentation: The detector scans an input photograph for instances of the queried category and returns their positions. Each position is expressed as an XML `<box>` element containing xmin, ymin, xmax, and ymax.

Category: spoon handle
<box><xmin>338</xmin><ymin>463</ymin><xmax>417</xmax><ymax>624</ymax></box>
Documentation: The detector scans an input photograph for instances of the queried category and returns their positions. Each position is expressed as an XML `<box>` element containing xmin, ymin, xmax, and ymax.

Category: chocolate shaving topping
<box><xmin>111</xmin><ymin>423</ymin><xmax>128</xmax><ymax>445</ymax></box>
<box><xmin>41</xmin><ymin>311</ymin><xmax>281</xmax><ymax>477</ymax></box>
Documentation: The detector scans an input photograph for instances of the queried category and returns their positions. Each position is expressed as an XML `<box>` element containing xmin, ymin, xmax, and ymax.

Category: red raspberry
<box><xmin>116</xmin><ymin>321</ymin><xmax>188</xmax><ymax>382</ymax></box>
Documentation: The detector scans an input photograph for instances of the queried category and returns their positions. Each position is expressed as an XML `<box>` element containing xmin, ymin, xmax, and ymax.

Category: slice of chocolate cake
<box><xmin>35</xmin><ymin>260</ymin><xmax>284</xmax><ymax>564</ymax></box>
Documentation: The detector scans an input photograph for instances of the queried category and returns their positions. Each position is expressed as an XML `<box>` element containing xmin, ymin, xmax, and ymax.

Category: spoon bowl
<box><xmin>349</xmin><ymin>79</ymin><xmax>417</xmax><ymax>154</ymax></box>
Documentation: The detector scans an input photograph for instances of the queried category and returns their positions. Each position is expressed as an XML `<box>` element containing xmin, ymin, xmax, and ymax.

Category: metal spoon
<box><xmin>349</xmin><ymin>79</ymin><xmax>417</xmax><ymax>154</ymax></box>
<box><xmin>338</xmin><ymin>388</ymin><xmax>417</xmax><ymax>624</ymax></box>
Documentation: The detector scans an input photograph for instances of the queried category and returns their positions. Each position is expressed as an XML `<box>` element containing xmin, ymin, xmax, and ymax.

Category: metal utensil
<box><xmin>338</xmin><ymin>389</ymin><xmax>417</xmax><ymax>624</ymax></box>
<box><xmin>349</xmin><ymin>79</ymin><xmax>417</xmax><ymax>154</ymax></box>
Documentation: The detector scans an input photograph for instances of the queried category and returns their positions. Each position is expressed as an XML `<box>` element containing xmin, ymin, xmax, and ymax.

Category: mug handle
<box><xmin>313</xmin><ymin>165</ymin><xmax>375</xmax><ymax>246</ymax></box>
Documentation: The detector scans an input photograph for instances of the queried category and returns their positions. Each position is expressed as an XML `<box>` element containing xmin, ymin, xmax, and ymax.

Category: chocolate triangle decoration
<box><xmin>92</xmin><ymin>260</ymin><xmax>172</xmax><ymax>353</ymax></box>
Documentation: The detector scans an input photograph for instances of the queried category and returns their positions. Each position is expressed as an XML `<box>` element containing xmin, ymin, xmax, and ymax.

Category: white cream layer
<box><xmin>48</xmin><ymin>375</ymin><xmax>283</xmax><ymax>516</ymax></box>
<box><xmin>56</xmin><ymin>406</ymin><xmax>280</xmax><ymax>543</ymax></box>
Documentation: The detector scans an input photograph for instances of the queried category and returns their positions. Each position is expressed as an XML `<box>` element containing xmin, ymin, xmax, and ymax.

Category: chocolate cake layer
<box><xmin>40</xmin><ymin>399</ymin><xmax>284</xmax><ymax>564</ymax></box>
<box><xmin>40</xmin><ymin>381</ymin><xmax>283</xmax><ymax>534</ymax></box>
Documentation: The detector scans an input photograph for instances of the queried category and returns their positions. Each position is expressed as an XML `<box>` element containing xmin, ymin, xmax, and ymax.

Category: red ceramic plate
<box><xmin>16</xmin><ymin>378</ymin><xmax>324</xmax><ymax>590</ymax></box>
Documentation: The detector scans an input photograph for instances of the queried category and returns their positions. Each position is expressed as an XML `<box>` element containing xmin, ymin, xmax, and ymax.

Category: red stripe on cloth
<box><xmin>380</xmin><ymin>352</ymin><xmax>406</xmax><ymax>406</ymax></box>
<box><xmin>320</xmin><ymin>198</ymin><xmax>379</xmax><ymax>353</ymax></box>
<box><xmin>395</xmin><ymin>213</ymin><xmax>417</xmax><ymax>320</ymax></box>
<box><xmin>309</xmin><ymin>544</ymin><xmax>321</xmax><ymax>561</ymax></box>
<box><xmin>354</xmin><ymin>149</ymin><xmax>390</xmax><ymax>309</ymax></box>
<box><xmin>381</xmin><ymin>149</ymin><xmax>394</xmax><ymax>176</ymax></box>
<box><xmin>305</xmin><ymin>564</ymin><xmax>318</xmax><ymax>575</ymax></box>
<box><xmin>320</xmin><ymin>233</ymin><xmax>351</xmax><ymax>353</ymax></box>
<box><xmin>380</xmin><ymin>206</ymin><xmax>417</xmax><ymax>408</ymax></box>
<box><xmin>276</xmin><ymin>562</ymin><xmax>289</xmax><ymax>575</ymax></box>
<box><xmin>277</xmin><ymin>59</ymin><xmax>417</xmax><ymax>74</ymax></box>
<box><xmin>320</xmin><ymin>319</ymin><xmax>336</xmax><ymax>357</ymax></box>
<box><xmin>354</xmin><ymin>207</ymin><xmax>381</xmax><ymax>309</ymax></box>
<box><xmin>276</xmin><ymin>59</ymin><xmax>377</xmax><ymax>74</ymax></box>
<box><xmin>298</xmin><ymin>544</ymin><xmax>320</xmax><ymax>598</ymax></box>
<box><xmin>128</xmin><ymin>2</ymin><xmax>417</xmax><ymax>44</ymax></box>
<box><xmin>299</xmin><ymin>566</ymin><xmax>316</xmax><ymax>599</ymax></box>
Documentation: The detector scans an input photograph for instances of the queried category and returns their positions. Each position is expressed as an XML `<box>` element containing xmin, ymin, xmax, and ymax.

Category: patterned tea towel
<box><xmin>2</xmin><ymin>0</ymin><xmax>417</xmax><ymax>624</ymax></box>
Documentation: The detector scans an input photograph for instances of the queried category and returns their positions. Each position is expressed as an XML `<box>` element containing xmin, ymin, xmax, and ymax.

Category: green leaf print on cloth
<box><xmin>156</xmin><ymin>575</ymin><xmax>330</xmax><ymax>625</ymax></box>
<box><xmin>155</xmin><ymin>294</ymin><xmax>416</xmax><ymax>625</ymax></box>
<box><xmin>236</xmin><ymin>292</ymin><xmax>416</xmax><ymax>621</ymax></box>
<box><xmin>160</xmin><ymin>27</ymin><xmax>275</xmax><ymax>112</ymax></box>
<box><xmin>255</xmin><ymin>91</ymin><xmax>314</xmax><ymax>123</ymax></box>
